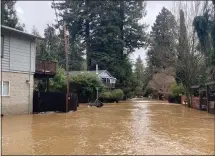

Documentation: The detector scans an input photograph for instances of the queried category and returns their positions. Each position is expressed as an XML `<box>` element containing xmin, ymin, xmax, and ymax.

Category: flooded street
<box><xmin>2</xmin><ymin>100</ymin><xmax>215</xmax><ymax>155</ymax></box>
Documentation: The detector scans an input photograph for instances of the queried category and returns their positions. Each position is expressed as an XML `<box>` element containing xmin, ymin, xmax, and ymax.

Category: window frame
<box><xmin>1</xmin><ymin>81</ymin><xmax>10</xmax><ymax>96</ymax></box>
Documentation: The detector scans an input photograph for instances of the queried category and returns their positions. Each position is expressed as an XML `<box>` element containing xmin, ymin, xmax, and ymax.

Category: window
<box><xmin>0</xmin><ymin>81</ymin><xmax>9</xmax><ymax>96</ymax></box>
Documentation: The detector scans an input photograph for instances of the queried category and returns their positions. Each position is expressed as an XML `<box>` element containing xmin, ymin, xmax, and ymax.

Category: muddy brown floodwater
<box><xmin>2</xmin><ymin>100</ymin><xmax>215</xmax><ymax>155</ymax></box>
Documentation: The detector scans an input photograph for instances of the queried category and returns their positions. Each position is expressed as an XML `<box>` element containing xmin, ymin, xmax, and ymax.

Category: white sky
<box><xmin>15</xmin><ymin>1</ymin><xmax>173</xmax><ymax>65</ymax></box>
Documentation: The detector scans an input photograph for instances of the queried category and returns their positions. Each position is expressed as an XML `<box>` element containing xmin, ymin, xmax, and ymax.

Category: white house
<box><xmin>69</xmin><ymin>70</ymin><xmax>117</xmax><ymax>88</ymax></box>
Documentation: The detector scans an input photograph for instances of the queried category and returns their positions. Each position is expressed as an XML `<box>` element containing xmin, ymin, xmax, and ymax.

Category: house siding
<box><xmin>1</xmin><ymin>27</ymin><xmax>37</xmax><ymax>115</ymax></box>
<box><xmin>2</xmin><ymin>35</ymin><xmax>10</xmax><ymax>71</ymax></box>
<box><xmin>9</xmin><ymin>35</ymin><xmax>35</xmax><ymax>73</ymax></box>
<box><xmin>100</xmin><ymin>71</ymin><xmax>111</xmax><ymax>78</ymax></box>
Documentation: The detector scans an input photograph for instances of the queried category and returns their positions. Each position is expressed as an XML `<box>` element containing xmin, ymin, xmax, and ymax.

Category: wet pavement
<box><xmin>2</xmin><ymin>100</ymin><xmax>215</xmax><ymax>155</ymax></box>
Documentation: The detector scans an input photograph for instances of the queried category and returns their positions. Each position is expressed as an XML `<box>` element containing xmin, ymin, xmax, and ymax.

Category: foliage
<box><xmin>134</xmin><ymin>55</ymin><xmax>145</xmax><ymax>87</ymax></box>
<box><xmin>147</xmin><ymin>7</ymin><xmax>177</xmax><ymax>70</ymax></box>
<box><xmin>70</xmin><ymin>72</ymin><xmax>103</xmax><ymax>100</ymax></box>
<box><xmin>193</xmin><ymin>0</ymin><xmax>215</xmax><ymax>78</ymax></box>
<box><xmin>144</xmin><ymin>7</ymin><xmax>178</xmax><ymax>99</ymax></box>
<box><xmin>112</xmin><ymin>89</ymin><xmax>124</xmax><ymax>102</ymax></box>
<box><xmin>99</xmin><ymin>89</ymin><xmax>124</xmax><ymax>103</ymax></box>
<box><xmin>52</xmin><ymin>0</ymin><xmax>148</xmax><ymax>92</ymax></box>
<box><xmin>1</xmin><ymin>1</ymin><xmax>25</xmax><ymax>31</ymax></box>
<box><xmin>176</xmin><ymin>10</ymin><xmax>207</xmax><ymax>88</ymax></box>
<box><xmin>143</xmin><ymin>87</ymin><xmax>154</xmax><ymax>97</ymax></box>
<box><xmin>169</xmin><ymin>82</ymin><xmax>185</xmax><ymax>96</ymax></box>
<box><xmin>143</xmin><ymin>87</ymin><xmax>159</xmax><ymax>99</ymax></box>
<box><xmin>134</xmin><ymin>86</ymin><xmax>144</xmax><ymax>97</ymax></box>
<box><xmin>99</xmin><ymin>91</ymin><xmax>114</xmax><ymax>103</ymax></box>
<box><xmin>50</xmin><ymin>67</ymin><xmax>67</xmax><ymax>92</ymax></box>
<box><xmin>193</xmin><ymin>15</ymin><xmax>212</xmax><ymax>56</ymax></box>
<box><xmin>34</xmin><ymin>23</ymin><xmax>85</xmax><ymax>71</ymax></box>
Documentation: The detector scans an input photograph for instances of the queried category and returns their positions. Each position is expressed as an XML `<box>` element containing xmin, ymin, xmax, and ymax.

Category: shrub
<box><xmin>99</xmin><ymin>89</ymin><xmax>124</xmax><ymax>103</ymax></box>
<box><xmin>112</xmin><ymin>89</ymin><xmax>124</xmax><ymax>102</ymax></box>
<box><xmin>126</xmin><ymin>92</ymin><xmax>134</xmax><ymax>99</ymax></box>
<box><xmin>49</xmin><ymin>67</ymin><xmax>66</xmax><ymax>92</ymax></box>
<box><xmin>169</xmin><ymin>82</ymin><xmax>185</xmax><ymax>96</ymax></box>
<box><xmin>70</xmin><ymin>72</ymin><xmax>103</xmax><ymax>101</ymax></box>
<box><xmin>99</xmin><ymin>91</ymin><xmax>115</xmax><ymax>103</ymax></box>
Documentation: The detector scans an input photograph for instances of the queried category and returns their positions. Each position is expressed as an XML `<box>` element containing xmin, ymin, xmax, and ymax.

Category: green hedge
<box><xmin>70</xmin><ymin>72</ymin><xmax>103</xmax><ymax>101</ymax></box>
<box><xmin>112</xmin><ymin>89</ymin><xmax>124</xmax><ymax>102</ymax></box>
<box><xmin>99</xmin><ymin>89</ymin><xmax>124</xmax><ymax>103</ymax></box>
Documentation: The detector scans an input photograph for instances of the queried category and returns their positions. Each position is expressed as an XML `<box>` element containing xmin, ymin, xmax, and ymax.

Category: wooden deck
<box><xmin>34</xmin><ymin>60</ymin><xmax>56</xmax><ymax>78</ymax></box>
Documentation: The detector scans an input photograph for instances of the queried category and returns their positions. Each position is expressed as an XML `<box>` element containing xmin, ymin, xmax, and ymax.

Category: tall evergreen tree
<box><xmin>193</xmin><ymin>1</ymin><xmax>213</xmax><ymax>59</ymax></box>
<box><xmin>193</xmin><ymin>1</ymin><xmax>215</xmax><ymax>80</ymax></box>
<box><xmin>52</xmin><ymin>0</ymin><xmax>90</xmax><ymax>70</ymax></box>
<box><xmin>176</xmin><ymin>10</ymin><xmax>189</xmax><ymax>84</ymax></box>
<box><xmin>134</xmin><ymin>55</ymin><xmax>145</xmax><ymax>84</ymax></box>
<box><xmin>52</xmin><ymin>0</ymin><xmax>148</xmax><ymax>91</ymax></box>
<box><xmin>147</xmin><ymin>7</ymin><xmax>177</xmax><ymax>71</ymax></box>
<box><xmin>176</xmin><ymin>9</ymin><xmax>207</xmax><ymax>106</ymax></box>
<box><xmin>1</xmin><ymin>0</ymin><xmax>25</xmax><ymax>31</ymax></box>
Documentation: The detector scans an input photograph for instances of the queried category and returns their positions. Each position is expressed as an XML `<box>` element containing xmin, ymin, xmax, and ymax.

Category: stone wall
<box><xmin>1</xmin><ymin>71</ymin><xmax>34</xmax><ymax>115</ymax></box>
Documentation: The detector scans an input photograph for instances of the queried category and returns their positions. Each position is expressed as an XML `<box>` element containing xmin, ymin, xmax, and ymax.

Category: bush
<box><xmin>99</xmin><ymin>89</ymin><xmax>124</xmax><ymax>103</ymax></box>
<box><xmin>49</xmin><ymin>67</ymin><xmax>66</xmax><ymax>92</ymax></box>
<box><xmin>99</xmin><ymin>91</ymin><xmax>115</xmax><ymax>103</ymax></box>
<box><xmin>126</xmin><ymin>92</ymin><xmax>134</xmax><ymax>99</ymax></box>
<box><xmin>70</xmin><ymin>72</ymin><xmax>103</xmax><ymax>102</ymax></box>
<box><xmin>169</xmin><ymin>82</ymin><xmax>185</xmax><ymax>96</ymax></box>
<box><xmin>112</xmin><ymin>89</ymin><xmax>124</xmax><ymax>102</ymax></box>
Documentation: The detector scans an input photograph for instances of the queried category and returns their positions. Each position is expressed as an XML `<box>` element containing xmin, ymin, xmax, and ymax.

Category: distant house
<box><xmin>69</xmin><ymin>70</ymin><xmax>117</xmax><ymax>88</ymax></box>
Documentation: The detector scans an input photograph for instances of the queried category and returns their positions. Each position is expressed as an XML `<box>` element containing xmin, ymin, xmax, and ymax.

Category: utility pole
<box><xmin>64</xmin><ymin>21</ymin><xmax>70</xmax><ymax>112</ymax></box>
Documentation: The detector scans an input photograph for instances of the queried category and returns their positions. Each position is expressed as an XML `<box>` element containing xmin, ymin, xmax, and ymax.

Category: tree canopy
<box><xmin>1</xmin><ymin>0</ymin><xmax>25</xmax><ymax>31</ymax></box>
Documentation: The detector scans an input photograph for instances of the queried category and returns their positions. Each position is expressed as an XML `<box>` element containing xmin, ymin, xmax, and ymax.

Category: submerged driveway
<box><xmin>2</xmin><ymin>100</ymin><xmax>215</xmax><ymax>155</ymax></box>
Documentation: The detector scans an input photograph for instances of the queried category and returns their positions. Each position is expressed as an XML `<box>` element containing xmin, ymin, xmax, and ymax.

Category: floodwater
<box><xmin>2</xmin><ymin>100</ymin><xmax>215</xmax><ymax>155</ymax></box>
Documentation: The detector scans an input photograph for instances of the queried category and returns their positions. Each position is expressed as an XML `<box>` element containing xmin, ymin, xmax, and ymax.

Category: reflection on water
<box><xmin>2</xmin><ymin>100</ymin><xmax>215</xmax><ymax>155</ymax></box>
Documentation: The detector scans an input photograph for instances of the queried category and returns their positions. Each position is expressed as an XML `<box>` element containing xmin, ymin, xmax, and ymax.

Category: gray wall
<box><xmin>1</xmin><ymin>35</ymin><xmax>10</xmax><ymax>71</ymax></box>
<box><xmin>1</xmin><ymin>33</ymin><xmax>36</xmax><ymax>73</ymax></box>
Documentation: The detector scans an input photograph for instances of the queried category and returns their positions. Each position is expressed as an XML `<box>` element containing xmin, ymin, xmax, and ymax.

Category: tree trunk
<box><xmin>119</xmin><ymin>1</ymin><xmax>124</xmax><ymax>59</ymax></box>
<box><xmin>85</xmin><ymin>0</ymin><xmax>91</xmax><ymax>70</ymax></box>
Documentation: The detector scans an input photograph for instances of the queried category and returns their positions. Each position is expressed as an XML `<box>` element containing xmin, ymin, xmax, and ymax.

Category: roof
<box><xmin>1</xmin><ymin>25</ymin><xmax>43</xmax><ymax>40</ymax></box>
<box><xmin>69</xmin><ymin>70</ymin><xmax>116</xmax><ymax>79</ymax></box>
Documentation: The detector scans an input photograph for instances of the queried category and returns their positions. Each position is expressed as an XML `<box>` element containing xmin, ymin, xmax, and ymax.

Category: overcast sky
<box><xmin>15</xmin><ymin>1</ymin><xmax>173</xmax><ymax>65</ymax></box>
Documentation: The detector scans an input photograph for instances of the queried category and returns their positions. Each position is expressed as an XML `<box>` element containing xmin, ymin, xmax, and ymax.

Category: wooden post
<box><xmin>206</xmin><ymin>85</ymin><xmax>209</xmax><ymax>112</ymax></box>
<box><xmin>64</xmin><ymin>21</ymin><xmax>70</xmax><ymax>112</ymax></box>
<box><xmin>190</xmin><ymin>88</ymin><xmax>193</xmax><ymax>108</ymax></box>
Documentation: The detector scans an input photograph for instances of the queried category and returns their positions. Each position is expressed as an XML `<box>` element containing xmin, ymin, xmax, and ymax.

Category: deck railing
<box><xmin>35</xmin><ymin>60</ymin><xmax>56</xmax><ymax>75</ymax></box>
